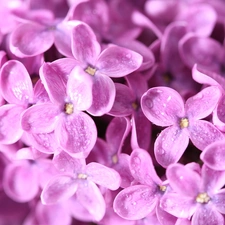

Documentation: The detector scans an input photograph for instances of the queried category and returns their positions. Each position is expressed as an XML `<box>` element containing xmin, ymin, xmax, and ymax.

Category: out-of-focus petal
<box><xmin>55</xmin><ymin>112</ymin><xmax>97</xmax><ymax>158</ymax></box>
<box><xmin>154</xmin><ymin>126</ymin><xmax>189</xmax><ymax>168</ymax></box>
<box><xmin>97</xmin><ymin>45</ymin><xmax>143</xmax><ymax>78</ymax></box>
<box><xmin>10</xmin><ymin>23</ymin><xmax>54</xmax><ymax>57</ymax></box>
<box><xmin>41</xmin><ymin>175</ymin><xmax>78</xmax><ymax>204</ymax></box>
<box><xmin>141</xmin><ymin>87</ymin><xmax>185</xmax><ymax>127</ymax></box>
<box><xmin>21</xmin><ymin>103</ymin><xmax>59</xmax><ymax>133</ymax></box>
<box><xmin>0</xmin><ymin>60</ymin><xmax>33</xmax><ymax>105</ymax></box>
<box><xmin>214</xmin><ymin>189</ymin><xmax>225</xmax><ymax>214</ymax></box>
<box><xmin>113</xmin><ymin>185</ymin><xmax>158</xmax><ymax>220</ymax></box>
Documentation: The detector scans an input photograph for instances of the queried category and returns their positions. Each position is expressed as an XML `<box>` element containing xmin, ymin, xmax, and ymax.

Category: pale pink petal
<box><xmin>141</xmin><ymin>87</ymin><xmax>185</xmax><ymax>127</ymax></box>
<box><xmin>87</xmin><ymin>73</ymin><xmax>116</xmax><ymax>116</ymax></box>
<box><xmin>21</xmin><ymin>103</ymin><xmax>59</xmax><ymax>133</ymax></box>
<box><xmin>10</xmin><ymin>23</ymin><xmax>54</xmax><ymax>57</ymax></box>
<box><xmin>156</xmin><ymin>205</ymin><xmax>177</xmax><ymax>225</ymax></box>
<box><xmin>67</xmin><ymin>66</ymin><xmax>93</xmax><ymax>110</ymax></box>
<box><xmin>189</xmin><ymin>120</ymin><xmax>225</xmax><ymax>151</ymax></box>
<box><xmin>154</xmin><ymin>126</ymin><xmax>189</xmax><ymax>168</ymax></box>
<box><xmin>97</xmin><ymin>45</ymin><xmax>143</xmax><ymax>77</ymax></box>
<box><xmin>86</xmin><ymin>162</ymin><xmax>121</xmax><ymax>190</ymax></box>
<box><xmin>76</xmin><ymin>181</ymin><xmax>106</xmax><ymax>221</ymax></box>
<box><xmin>200</xmin><ymin>140</ymin><xmax>225</xmax><ymax>171</ymax></box>
<box><xmin>0</xmin><ymin>60</ymin><xmax>33</xmax><ymax>105</ymax></box>
<box><xmin>71</xmin><ymin>22</ymin><xmax>100</xmax><ymax>65</ymax></box>
<box><xmin>3</xmin><ymin>160</ymin><xmax>39</xmax><ymax>202</ymax></box>
<box><xmin>160</xmin><ymin>193</ymin><xmax>196</xmax><ymax>218</ymax></box>
<box><xmin>0</xmin><ymin>104</ymin><xmax>24</xmax><ymax>144</ymax></box>
<box><xmin>166</xmin><ymin>163</ymin><xmax>201</xmax><ymax>196</ymax></box>
<box><xmin>55</xmin><ymin>112</ymin><xmax>97</xmax><ymax>158</ymax></box>
<box><xmin>113</xmin><ymin>185</ymin><xmax>158</xmax><ymax>220</ymax></box>
<box><xmin>214</xmin><ymin>189</ymin><xmax>225</xmax><ymax>214</ymax></box>
<box><xmin>185</xmin><ymin>86</ymin><xmax>221</xmax><ymax>120</ymax></box>
<box><xmin>41</xmin><ymin>175</ymin><xmax>78</xmax><ymax>205</ymax></box>
<box><xmin>192</xmin><ymin>205</ymin><xmax>224</xmax><ymax>225</ymax></box>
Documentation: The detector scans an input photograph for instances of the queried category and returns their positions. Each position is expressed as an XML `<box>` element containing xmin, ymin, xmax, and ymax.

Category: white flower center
<box><xmin>180</xmin><ymin>118</ymin><xmax>189</xmax><ymax>128</ymax></box>
<box><xmin>64</xmin><ymin>103</ymin><xmax>74</xmax><ymax>115</ymax></box>
<box><xmin>196</xmin><ymin>192</ymin><xmax>210</xmax><ymax>204</ymax></box>
<box><xmin>77</xmin><ymin>173</ymin><xmax>88</xmax><ymax>179</ymax></box>
<box><xmin>85</xmin><ymin>66</ymin><xmax>96</xmax><ymax>76</ymax></box>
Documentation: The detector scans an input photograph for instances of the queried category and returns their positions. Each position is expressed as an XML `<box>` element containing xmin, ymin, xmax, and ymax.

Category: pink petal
<box><xmin>141</xmin><ymin>87</ymin><xmax>185</xmax><ymax>127</ymax></box>
<box><xmin>21</xmin><ymin>103</ymin><xmax>59</xmax><ymax>133</ymax></box>
<box><xmin>0</xmin><ymin>60</ymin><xmax>33</xmax><ymax>105</ymax></box>
<box><xmin>108</xmin><ymin>83</ymin><xmax>135</xmax><ymax>117</ymax></box>
<box><xmin>41</xmin><ymin>175</ymin><xmax>78</xmax><ymax>204</ymax></box>
<box><xmin>10</xmin><ymin>23</ymin><xmax>54</xmax><ymax>57</ymax></box>
<box><xmin>76</xmin><ymin>181</ymin><xmax>106</xmax><ymax>221</ymax></box>
<box><xmin>113</xmin><ymin>185</ymin><xmax>158</xmax><ymax>220</ymax></box>
<box><xmin>179</xmin><ymin>34</ymin><xmax>223</xmax><ymax>71</ymax></box>
<box><xmin>55</xmin><ymin>112</ymin><xmax>97</xmax><ymax>158</ymax></box>
<box><xmin>160</xmin><ymin>193</ymin><xmax>196</xmax><ymax>218</ymax></box>
<box><xmin>130</xmin><ymin>148</ymin><xmax>162</xmax><ymax>185</ymax></box>
<box><xmin>192</xmin><ymin>205</ymin><xmax>224</xmax><ymax>225</ymax></box>
<box><xmin>156</xmin><ymin>205</ymin><xmax>177</xmax><ymax>225</ymax></box>
<box><xmin>166</xmin><ymin>163</ymin><xmax>201</xmax><ymax>196</ymax></box>
<box><xmin>0</xmin><ymin>104</ymin><xmax>24</xmax><ymax>144</ymax></box>
<box><xmin>185</xmin><ymin>86</ymin><xmax>221</xmax><ymax>120</ymax></box>
<box><xmin>86</xmin><ymin>162</ymin><xmax>121</xmax><ymax>190</ymax></box>
<box><xmin>3</xmin><ymin>160</ymin><xmax>39</xmax><ymax>202</ymax></box>
<box><xmin>67</xmin><ymin>66</ymin><xmax>93</xmax><ymax>111</ymax></box>
<box><xmin>200</xmin><ymin>140</ymin><xmax>225</xmax><ymax>171</ymax></box>
<box><xmin>214</xmin><ymin>189</ymin><xmax>225</xmax><ymax>214</ymax></box>
<box><xmin>189</xmin><ymin>120</ymin><xmax>225</xmax><ymax>151</ymax></box>
<box><xmin>71</xmin><ymin>22</ymin><xmax>100</xmax><ymax>65</ymax></box>
<box><xmin>87</xmin><ymin>73</ymin><xmax>116</xmax><ymax>116</ymax></box>
<box><xmin>154</xmin><ymin>126</ymin><xmax>189</xmax><ymax>168</ymax></box>
<box><xmin>97</xmin><ymin>45</ymin><xmax>143</xmax><ymax>78</ymax></box>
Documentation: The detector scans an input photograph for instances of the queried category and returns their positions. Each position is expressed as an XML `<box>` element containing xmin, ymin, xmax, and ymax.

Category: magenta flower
<box><xmin>141</xmin><ymin>86</ymin><xmax>224</xmax><ymax>167</ymax></box>
<box><xmin>160</xmin><ymin>163</ymin><xmax>225</xmax><ymax>225</ymax></box>
<box><xmin>21</xmin><ymin>60</ymin><xmax>97</xmax><ymax>158</ymax></box>
<box><xmin>71</xmin><ymin>22</ymin><xmax>143</xmax><ymax>116</ymax></box>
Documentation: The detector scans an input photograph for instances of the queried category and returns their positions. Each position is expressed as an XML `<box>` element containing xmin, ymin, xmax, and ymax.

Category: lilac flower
<box><xmin>141</xmin><ymin>85</ymin><xmax>224</xmax><ymax>167</ymax></box>
<box><xmin>21</xmin><ymin>60</ymin><xmax>97</xmax><ymax>158</ymax></box>
<box><xmin>41</xmin><ymin>151</ymin><xmax>121</xmax><ymax>221</ymax></box>
<box><xmin>160</xmin><ymin>163</ymin><xmax>225</xmax><ymax>225</ymax></box>
<box><xmin>113</xmin><ymin>148</ymin><xmax>176</xmax><ymax>225</ymax></box>
<box><xmin>71</xmin><ymin>22</ymin><xmax>143</xmax><ymax>116</ymax></box>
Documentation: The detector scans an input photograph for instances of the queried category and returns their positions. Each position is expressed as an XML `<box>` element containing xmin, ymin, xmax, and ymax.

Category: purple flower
<box><xmin>141</xmin><ymin>85</ymin><xmax>224</xmax><ymax>167</ymax></box>
<box><xmin>160</xmin><ymin>163</ymin><xmax>225</xmax><ymax>225</ymax></box>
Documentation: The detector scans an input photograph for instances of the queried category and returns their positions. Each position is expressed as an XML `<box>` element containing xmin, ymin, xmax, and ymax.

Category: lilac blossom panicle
<box><xmin>2</xmin><ymin>0</ymin><xmax>225</xmax><ymax>225</ymax></box>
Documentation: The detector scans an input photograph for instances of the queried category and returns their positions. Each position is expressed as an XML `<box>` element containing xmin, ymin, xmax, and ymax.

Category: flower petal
<box><xmin>76</xmin><ymin>181</ymin><xmax>106</xmax><ymax>221</ymax></box>
<box><xmin>200</xmin><ymin>140</ymin><xmax>225</xmax><ymax>171</ymax></box>
<box><xmin>3</xmin><ymin>160</ymin><xmax>39</xmax><ymax>202</ymax></box>
<box><xmin>41</xmin><ymin>175</ymin><xmax>78</xmax><ymax>205</ymax></box>
<box><xmin>86</xmin><ymin>162</ymin><xmax>121</xmax><ymax>190</ymax></box>
<box><xmin>192</xmin><ymin>205</ymin><xmax>224</xmax><ymax>225</ymax></box>
<box><xmin>185</xmin><ymin>86</ymin><xmax>221</xmax><ymax>120</ymax></box>
<box><xmin>87</xmin><ymin>73</ymin><xmax>116</xmax><ymax>116</ymax></box>
<box><xmin>0</xmin><ymin>104</ymin><xmax>24</xmax><ymax>144</ymax></box>
<box><xmin>21</xmin><ymin>103</ymin><xmax>59</xmax><ymax>133</ymax></box>
<box><xmin>160</xmin><ymin>193</ymin><xmax>196</xmax><ymax>218</ymax></box>
<box><xmin>55</xmin><ymin>112</ymin><xmax>97</xmax><ymax>158</ymax></box>
<box><xmin>113</xmin><ymin>185</ymin><xmax>158</xmax><ymax>220</ymax></box>
<box><xmin>189</xmin><ymin>120</ymin><xmax>225</xmax><ymax>151</ymax></box>
<box><xmin>154</xmin><ymin>126</ymin><xmax>189</xmax><ymax>168</ymax></box>
<box><xmin>67</xmin><ymin>66</ymin><xmax>93</xmax><ymax>111</ymax></box>
<box><xmin>166</xmin><ymin>163</ymin><xmax>201</xmax><ymax>196</ymax></box>
<box><xmin>71</xmin><ymin>22</ymin><xmax>100</xmax><ymax>65</ymax></box>
<box><xmin>141</xmin><ymin>87</ymin><xmax>185</xmax><ymax>127</ymax></box>
<box><xmin>10</xmin><ymin>23</ymin><xmax>54</xmax><ymax>57</ymax></box>
<box><xmin>214</xmin><ymin>189</ymin><xmax>225</xmax><ymax>214</ymax></box>
<box><xmin>97</xmin><ymin>45</ymin><xmax>143</xmax><ymax>77</ymax></box>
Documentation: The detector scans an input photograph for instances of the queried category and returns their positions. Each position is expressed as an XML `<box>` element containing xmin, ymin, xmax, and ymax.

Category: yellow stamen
<box><xmin>112</xmin><ymin>154</ymin><xmax>118</xmax><ymax>164</ymax></box>
<box><xmin>64</xmin><ymin>103</ymin><xmax>74</xmax><ymax>115</ymax></box>
<box><xmin>85</xmin><ymin>66</ymin><xmax>96</xmax><ymax>76</ymax></box>
<box><xmin>159</xmin><ymin>185</ymin><xmax>167</xmax><ymax>192</ymax></box>
<box><xmin>180</xmin><ymin>118</ymin><xmax>189</xmax><ymax>128</ymax></box>
<box><xmin>77</xmin><ymin>173</ymin><xmax>88</xmax><ymax>179</ymax></box>
<box><xmin>132</xmin><ymin>102</ymin><xmax>138</xmax><ymax>110</ymax></box>
<box><xmin>196</xmin><ymin>192</ymin><xmax>210</xmax><ymax>204</ymax></box>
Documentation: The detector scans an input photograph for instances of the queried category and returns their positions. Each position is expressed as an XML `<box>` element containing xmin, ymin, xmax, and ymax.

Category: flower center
<box><xmin>64</xmin><ymin>103</ymin><xmax>74</xmax><ymax>115</ymax></box>
<box><xmin>132</xmin><ymin>102</ymin><xmax>138</xmax><ymax>110</ymax></box>
<box><xmin>196</xmin><ymin>192</ymin><xmax>210</xmax><ymax>204</ymax></box>
<box><xmin>77</xmin><ymin>173</ymin><xmax>88</xmax><ymax>179</ymax></box>
<box><xmin>85</xmin><ymin>66</ymin><xmax>97</xmax><ymax>76</ymax></box>
<box><xmin>159</xmin><ymin>185</ymin><xmax>167</xmax><ymax>192</ymax></box>
<box><xmin>180</xmin><ymin>118</ymin><xmax>189</xmax><ymax>128</ymax></box>
<box><xmin>112</xmin><ymin>154</ymin><xmax>118</xmax><ymax>164</ymax></box>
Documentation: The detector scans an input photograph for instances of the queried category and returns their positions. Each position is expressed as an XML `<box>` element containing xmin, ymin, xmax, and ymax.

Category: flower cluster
<box><xmin>1</xmin><ymin>0</ymin><xmax>225</xmax><ymax>225</ymax></box>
